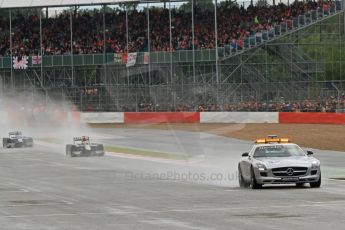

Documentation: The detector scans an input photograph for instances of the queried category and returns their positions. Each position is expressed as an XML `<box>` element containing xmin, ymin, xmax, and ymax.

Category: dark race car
<box><xmin>66</xmin><ymin>136</ymin><xmax>104</xmax><ymax>157</ymax></box>
<box><xmin>3</xmin><ymin>131</ymin><xmax>34</xmax><ymax>148</ymax></box>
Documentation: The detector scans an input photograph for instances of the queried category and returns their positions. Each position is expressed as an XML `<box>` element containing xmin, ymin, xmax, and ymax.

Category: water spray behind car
<box><xmin>0</xmin><ymin>91</ymin><xmax>97</xmax><ymax>153</ymax></box>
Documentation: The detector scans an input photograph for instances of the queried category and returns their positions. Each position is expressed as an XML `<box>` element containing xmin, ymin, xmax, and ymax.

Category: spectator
<box><xmin>0</xmin><ymin>0</ymin><xmax>330</xmax><ymax>56</ymax></box>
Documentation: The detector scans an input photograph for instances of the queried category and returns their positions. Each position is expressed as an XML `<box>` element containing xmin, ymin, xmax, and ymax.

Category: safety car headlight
<box><xmin>311</xmin><ymin>161</ymin><xmax>320</xmax><ymax>169</ymax></box>
<box><xmin>256</xmin><ymin>162</ymin><xmax>267</xmax><ymax>171</ymax></box>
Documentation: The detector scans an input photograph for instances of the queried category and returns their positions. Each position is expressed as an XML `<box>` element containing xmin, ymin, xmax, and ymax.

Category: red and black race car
<box><xmin>66</xmin><ymin>136</ymin><xmax>104</xmax><ymax>157</ymax></box>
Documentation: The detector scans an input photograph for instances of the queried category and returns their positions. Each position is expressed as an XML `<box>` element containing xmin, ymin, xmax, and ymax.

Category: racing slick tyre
<box><xmin>23</xmin><ymin>138</ymin><xmax>34</xmax><ymax>147</ymax></box>
<box><xmin>66</xmin><ymin>144</ymin><xmax>76</xmax><ymax>157</ymax></box>
<box><xmin>98</xmin><ymin>144</ymin><xmax>105</xmax><ymax>156</ymax></box>
<box><xmin>310</xmin><ymin>172</ymin><xmax>321</xmax><ymax>188</ymax></box>
<box><xmin>3</xmin><ymin>138</ymin><xmax>9</xmax><ymax>148</ymax></box>
<box><xmin>250</xmin><ymin>167</ymin><xmax>262</xmax><ymax>189</ymax></box>
<box><xmin>238</xmin><ymin>165</ymin><xmax>249</xmax><ymax>188</ymax></box>
<box><xmin>93</xmin><ymin>144</ymin><xmax>105</xmax><ymax>156</ymax></box>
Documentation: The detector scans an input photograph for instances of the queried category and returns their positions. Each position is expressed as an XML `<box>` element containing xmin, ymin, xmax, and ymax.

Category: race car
<box><xmin>66</xmin><ymin>136</ymin><xmax>104</xmax><ymax>157</ymax></box>
<box><xmin>238</xmin><ymin>135</ymin><xmax>321</xmax><ymax>189</ymax></box>
<box><xmin>3</xmin><ymin>131</ymin><xmax>34</xmax><ymax>148</ymax></box>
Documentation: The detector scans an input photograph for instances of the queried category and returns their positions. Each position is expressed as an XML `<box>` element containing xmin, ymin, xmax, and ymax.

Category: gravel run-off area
<box><xmin>90</xmin><ymin>123</ymin><xmax>345</xmax><ymax>152</ymax></box>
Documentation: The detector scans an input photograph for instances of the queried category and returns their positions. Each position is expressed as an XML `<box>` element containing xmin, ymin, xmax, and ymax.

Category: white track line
<box><xmin>328</xmin><ymin>178</ymin><xmax>345</xmax><ymax>182</ymax></box>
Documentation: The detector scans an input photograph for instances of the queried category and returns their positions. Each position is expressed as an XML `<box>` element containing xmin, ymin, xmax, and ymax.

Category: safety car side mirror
<box><xmin>307</xmin><ymin>150</ymin><xmax>314</xmax><ymax>155</ymax></box>
<box><xmin>242</xmin><ymin>152</ymin><xmax>249</xmax><ymax>157</ymax></box>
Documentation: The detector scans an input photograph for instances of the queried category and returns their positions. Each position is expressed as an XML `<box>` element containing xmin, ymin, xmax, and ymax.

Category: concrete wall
<box><xmin>77</xmin><ymin>112</ymin><xmax>345</xmax><ymax>124</ymax></box>
<box><xmin>200</xmin><ymin>112</ymin><xmax>279</xmax><ymax>123</ymax></box>
<box><xmin>80</xmin><ymin>112</ymin><xmax>124</xmax><ymax>124</ymax></box>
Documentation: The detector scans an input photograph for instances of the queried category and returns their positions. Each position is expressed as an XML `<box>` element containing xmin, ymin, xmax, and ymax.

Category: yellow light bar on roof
<box><xmin>279</xmin><ymin>138</ymin><xmax>290</xmax><ymax>143</ymax></box>
<box><xmin>268</xmin><ymin>138</ymin><xmax>280</xmax><ymax>142</ymax></box>
<box><xmin>255</xmin><ymin>138</ymin><xmax>290</xmax><ymax>144</ymax></box>
<box><xmin>255</xmin><ymin>139</ymin><xmax>266</xmax><ymax>144</ymax></box>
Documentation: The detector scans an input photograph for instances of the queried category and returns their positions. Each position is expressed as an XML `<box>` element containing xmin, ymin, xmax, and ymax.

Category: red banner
<box><xmin>124</xmin><ymin>112</ymin><xmax>200</xmax><ymax>123</ymax></box>
<box><xmin>279</xmin><ymin>112</ymin><xmax>345</xmax><ymax>124</ymax></box>
<box><xmin>122</xmin><ymin>53</ymin><xmax>128</xmax><ymax>64</ymax></box>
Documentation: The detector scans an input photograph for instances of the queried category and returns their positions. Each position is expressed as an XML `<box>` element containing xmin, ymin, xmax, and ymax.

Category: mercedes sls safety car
<box><xmin>238</xmin><ymin>135</ymin><xmax>321</xmax><ymax>189</ymax></box>
<box><xmin>66</xmin><ymin>136</ymin><xmax>104</xmax><ymax>157</ymax></box>
<box><xmin>3</xmin><ymin>131</ymin><xmax>34</xmax><ymax>148</ymax></box>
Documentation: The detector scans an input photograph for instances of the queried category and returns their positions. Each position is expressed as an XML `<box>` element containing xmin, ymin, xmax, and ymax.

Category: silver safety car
<box><xmin>238</xmin><ymin>135</ymin><xmax>321</xmax><ymax>189</ymax></box>
<box><xmin>66</xmin><ymin>136</ymin><xmax>104</xmax><ymax>157</ymax></box>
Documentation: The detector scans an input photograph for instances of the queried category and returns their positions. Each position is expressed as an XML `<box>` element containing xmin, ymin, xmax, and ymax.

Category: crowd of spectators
<box><xmin>0</xmin><ymin>0</ymin><xmax>335</xmax><ymax>57</ymax></box>
<box><xmin>195</xmin><ymin>98</ymin><xmax>342</xmax><ymax>112</ymax></box>
<box><xmin>111</xmin><ymin>96</ymin><xmax>344</xmax><ymax>112</ymax></box>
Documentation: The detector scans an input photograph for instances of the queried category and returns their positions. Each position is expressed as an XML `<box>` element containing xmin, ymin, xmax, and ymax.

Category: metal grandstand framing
<box><xmin>1</xmin><ymin>0</ymin><xmax>345</xmax><ymax>111</ymax></box>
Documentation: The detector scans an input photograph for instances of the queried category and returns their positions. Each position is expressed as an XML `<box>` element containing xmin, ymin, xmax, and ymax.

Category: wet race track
<box><xmin>0</xmin><ymin>128</ymin><xmax>345</xmax><ymax>230</ymax></box>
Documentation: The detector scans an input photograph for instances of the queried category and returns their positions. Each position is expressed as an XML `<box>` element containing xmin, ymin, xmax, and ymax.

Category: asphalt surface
<box><xmin>0</xmin><ymin>128</ymin><xmax>345</xmax><ymax>230</ymax></box>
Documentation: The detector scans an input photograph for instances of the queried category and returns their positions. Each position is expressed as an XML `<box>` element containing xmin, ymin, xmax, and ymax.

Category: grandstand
<box><xmin>0</xmin><ymin>0</ymin><xmax>344</xmax><ymax>112</ymax></box>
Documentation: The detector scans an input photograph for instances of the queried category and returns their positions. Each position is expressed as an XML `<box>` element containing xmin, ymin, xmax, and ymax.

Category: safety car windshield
<box><xmin>254</xmin><ymin>145</ymin><xmax>306</xmax><ymax>158</ymax></box>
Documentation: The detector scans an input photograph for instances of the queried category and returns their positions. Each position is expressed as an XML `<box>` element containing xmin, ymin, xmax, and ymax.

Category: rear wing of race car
<box><xmin>73</xmin><ymin>136</ymin><xmax>90</xmax><ymax>143</ymax></box>
<box><xmin>9</xmin><ymin>131</ymin><xmax>22</xmax><ymax>136</ymax></box>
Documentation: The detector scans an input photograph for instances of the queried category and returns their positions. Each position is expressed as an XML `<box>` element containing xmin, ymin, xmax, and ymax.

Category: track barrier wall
<box><xmin>77</xmin><ymin>112</ymin><xmax>345</xmax><ymax>124</ymax></box>
<box><xmin>80</xmin><ymin>112</ymin><xmax>124</xmax><ymax>124</ymax></box>
<box><xmin>279</xmin><ymin>112</ymin><xmax>345</xmax><ymax>124</ymax></box>
<box><xmin>200</xmin><ymin>112</ymin><xmax>279</xmax><ymax>123</ymax></box>
<box><xmin>124</xmin><ymin>112</ymin><xmax>200</xmax><ymax>123</ymax></box>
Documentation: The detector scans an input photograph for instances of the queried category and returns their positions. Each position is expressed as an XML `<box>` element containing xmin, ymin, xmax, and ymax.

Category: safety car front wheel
<box><xmin>238</xmin><ymin>165</ymin><xmax>249</xmax><ymax>188</ymax></box>
<box><xmin>310</xmin><ymin>172</ymin><xmax>321</xmax><ymax>188</ymax></box>
<box><xmin>250</xmin><ymin>167</ymin><xmax>262</xmax><ymax>189</ymax></box>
